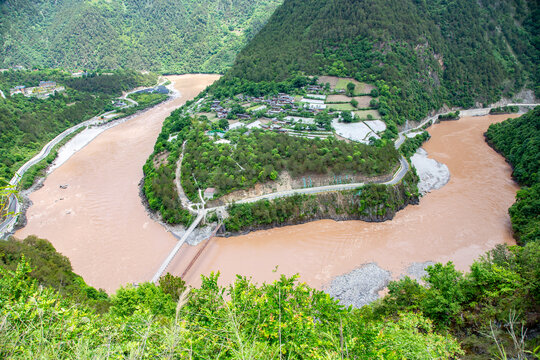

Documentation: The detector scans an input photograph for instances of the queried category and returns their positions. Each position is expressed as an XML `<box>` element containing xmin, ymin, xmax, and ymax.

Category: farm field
<box><xmin>328</xmin><ymin>103</ymin><xmax>356</xmax><ymax>111</ymax></box>
<box><xmin>318</xmin><ymin>76</ymin><xmax>375</xmax><ymax>95</ymax></box>
<box><xmin>326</xmin><ymin>95</ymin><xmax>373</xmax><ymax>107</ymax></box>
<box><xmin>355</xmin><ymin>109</ymin><xmax>381</xmax><ymax>119</ymax></box>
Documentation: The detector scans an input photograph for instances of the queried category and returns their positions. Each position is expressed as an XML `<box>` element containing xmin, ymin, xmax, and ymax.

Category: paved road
<box><xmin>0</xmin><ymin>110</ymin><xmax>118</xmax><ymax>237</ymax></box>
<box><xmin>200</xmin><ymin>156</ymin><xmax>409</xmax><ymax>216</ymax></box>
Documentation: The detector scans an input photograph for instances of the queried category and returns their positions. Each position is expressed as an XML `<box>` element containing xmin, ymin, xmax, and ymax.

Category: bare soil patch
<box><xmin>153</xmin><ymin>151</ymin><xmax>170</xmax><ymax>168</ymax></box>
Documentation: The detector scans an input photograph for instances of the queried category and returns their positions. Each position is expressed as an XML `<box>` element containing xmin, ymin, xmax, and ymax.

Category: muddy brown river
<box><xmin>17</xmin><ymin>88</ymin><xmax>519</xmax><ymax>292</ymax></box>
<box><xmin>16</xmin><ymin>74</ymin><xmax>220</xmax><ymax>292</ymax></box>
<box><xmin>169</xmin><ymin>114</ymin><xmax>520</xmax><ymax>289</ymax></box>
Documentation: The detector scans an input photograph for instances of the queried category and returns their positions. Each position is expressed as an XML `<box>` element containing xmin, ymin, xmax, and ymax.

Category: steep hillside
<box><xmin>216</xmin><ymin>0</ymin><xmax>538</xmax><ymax>124</ymax></box>
<box><xmin>485</xmin><ymin>106</ymin><xmax>540</xmax><ymax>244</ymax></box>
<box><xmin>0</xmin><ymin>0</ymin><xmax>281</xmax><ymax>73</ymax></box>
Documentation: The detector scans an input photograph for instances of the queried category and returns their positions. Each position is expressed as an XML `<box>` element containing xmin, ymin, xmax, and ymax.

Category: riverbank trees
<box><xmin>223</xmin><ymin>171</ymin><xmax>419</xmax><ymax>233</ymax></box>
<box><xmin>485</xmin><ymin>107</ymin><xmax>539</xmax><ymax>244</ymax></box>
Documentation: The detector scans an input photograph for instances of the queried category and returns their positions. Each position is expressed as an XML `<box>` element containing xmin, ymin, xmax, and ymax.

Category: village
<box><xmin>190</xmin><ymin>76</ymin><xmax>388</xmax><ymax>144</ymax></box>
<box><xmin>9</xmin><ymin>80</ymin><xmax>65</xmax><ymax>99</ymax></box>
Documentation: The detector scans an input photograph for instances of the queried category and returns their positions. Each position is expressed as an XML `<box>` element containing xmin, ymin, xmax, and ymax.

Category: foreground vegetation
<box><xmin>0</xmin><ymin>234</ymin><xmax>463</xmax><ymax>359</ymax></box>
<box><xmin>0</xmin><ymin>0</ymin><xmax>281</xmax><ymax>74</ymax></box>
<box><xmin>0</xmin><ymin>69</ymin><xmax>157</xmax><ymax>186</ymax></box>
<box><xmin>485</xmin><ymin>107</ymin><xmax>540</xmax><ymax>244</ymax></box>
<box><xmin>0</xmin><ymin>232</ymin><xmax>538</xmax><ymax>358</ymax></box>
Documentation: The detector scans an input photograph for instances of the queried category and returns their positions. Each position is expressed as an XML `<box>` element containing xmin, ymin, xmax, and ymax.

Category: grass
<box><xmin>354</xmin><ymin>110</ymin><xmax>381</xmax><ymax>119</ymax></box>
<box><xmin>334</xmin><ymin>79</ymin><xmax>374</xmax><ymax>95</ymax></box>
<box><xmin>329</xmin><ymin>103</ymin><xmax>356</xmax><ymax>111</ymax></box>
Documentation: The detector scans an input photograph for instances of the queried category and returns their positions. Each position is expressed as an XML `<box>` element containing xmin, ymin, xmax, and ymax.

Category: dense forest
<box><xmin>0</xmin><ymin>69</ymin><xmax>157</xmax><ymax>186</ymax></box>
<box><xmin>485</xmin><ymin>107</ymin><xmax>539</xmax><ymax>244</ymax></box>
<box><xmin>0</xmin><ymin>0</ymin><xmax>281</xmax><ymax>74</ymax></box>
<box><xmin>181</xmin><ymin>124</ymin><xmax>399</xmax><ymax>201</ymax></box>
<box><xmin>213</xmin><ymin>0</ymin><xmax>539</xmax><ymax>128</ymax></box>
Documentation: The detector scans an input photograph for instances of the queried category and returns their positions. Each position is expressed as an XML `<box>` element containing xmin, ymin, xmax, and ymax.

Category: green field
<box><xmin>354</xmin><ymin>110</ymin><xmax>381</xmax><ymax>119</ymax></box>
<box><xmin>334</xmin><ymin>79</ymin><xmax>375</xmax><ymax>95</ymax></box>
<box><xmin>329</xmin><ymin>103</ymin><xmax>356</xmax><ymax>111</ymax></box>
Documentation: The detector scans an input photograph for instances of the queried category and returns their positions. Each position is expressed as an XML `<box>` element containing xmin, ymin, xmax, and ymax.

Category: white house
<box><xmin>204</xmin><ymin>188</ymin><xmax>216</xmax><ymax>200</ymax></box>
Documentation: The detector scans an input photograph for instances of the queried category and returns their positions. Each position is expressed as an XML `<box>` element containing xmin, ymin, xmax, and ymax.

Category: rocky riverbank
<box><xmin>326</xmin><ymin>261</ymin><xmax>435</xmax><ymax>308</ymax></box>
<box><xmin>411</xmin><ymin>148</ymin><xmax>450</xmax><ymax>195</ymax></box>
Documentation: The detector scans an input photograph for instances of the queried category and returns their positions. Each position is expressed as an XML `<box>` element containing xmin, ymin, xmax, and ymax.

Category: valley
<box><xmin>0</xmin><ymin>0</ymin><xmax>538</xmax><ymax>357</ymax></box>
<box><xmin>13</xmin><ymin>85</ymin><xmax>526</xmax><ymax>298</ymax></box>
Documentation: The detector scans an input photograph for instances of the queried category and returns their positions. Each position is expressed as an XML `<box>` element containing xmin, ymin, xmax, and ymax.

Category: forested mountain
<box><xmin>215</xmin><ymin>0</ymin><xmax>539</xmax><ymax>124</ymax></box>
<box><xmin>0</xmin><ymin>0</ymin><xmax>281</xmax><ymax>73</ymax></box>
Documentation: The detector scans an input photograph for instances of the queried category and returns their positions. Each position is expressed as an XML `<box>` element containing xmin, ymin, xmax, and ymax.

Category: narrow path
<box><xmin>174</xmin><ymin>141</ymin><xmax>195</xmax><ymax>212</ymax></box>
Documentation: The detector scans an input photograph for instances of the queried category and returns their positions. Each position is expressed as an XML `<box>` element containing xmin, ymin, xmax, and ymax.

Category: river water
<box><xmin>16</xmin><ymin>74</ymin><xmax>220</xmax><ymax>292</ymax></box>
<box><xmin>17</xmin><ymin>87</ymin><xmax>519</xmax><ymax>292</ymax></box>
<box><xmin>169</xmin><ymin>114</ymin><xmax>520</xmax><ymax>289</ymax></box>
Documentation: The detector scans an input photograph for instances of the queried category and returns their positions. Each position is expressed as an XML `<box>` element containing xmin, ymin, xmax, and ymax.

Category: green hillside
<box><xmin>0</xmin><ymin>69</ymin><xmax>158</xmax><ymax>185</ymax></box>
<box><xmin>486</xmin><ymin>106</ymin><xmax>540</xmax><ymax>244</ymax></box>
<box><xmin>0</xmin><ymin>0</ymin><xmax>281</xmax><ymax>74</ymax></box>
<box><xmin>214</xmin><ymin>0</ymin><xmax>538</xmax><ymax>125</ymax></box>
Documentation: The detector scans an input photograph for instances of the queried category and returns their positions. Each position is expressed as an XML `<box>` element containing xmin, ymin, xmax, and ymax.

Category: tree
<box><xmin>341</xmin><ymin>111</ymin><xmax>353</xmax><ymax>123</ymax></box>
<box><xmin>346</xmin><ymin>82</ymin><xmax>355</xmax><ymax>96</ymax></box>
<box><xmin>218</xmin><ymin>118</ymin><xmax>229</xmax><ymax>130</ymax></box>
<box><xmin>351</xmin><ymin>98</ymin><xmax>359</xmax><ymax>108</ymax></box>
<box><xmin>159</xmin><ymin>273</ymin><xmax>186</xmax><ymax>301</ymax></box>
<box><xmin>315</xmin><ymin>111</ymin><xmax>332</xmax><ymax>130</ymax></box>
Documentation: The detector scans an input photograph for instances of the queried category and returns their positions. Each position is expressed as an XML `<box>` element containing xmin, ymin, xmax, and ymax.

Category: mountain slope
<box><xmin>216</xmin><ymin>0</ymin><xmax>538</xmax><ymax>123</ymax></box>
<box><xmin>0</xmin><ymin>0</ymin><xmax>281</xmax><ymax>73</ymax></box>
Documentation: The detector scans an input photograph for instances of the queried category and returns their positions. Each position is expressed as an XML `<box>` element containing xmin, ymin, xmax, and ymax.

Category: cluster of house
<box><xmin>9</xmin><ymin>81</ymin><xmax>65</xmax><ymax>98</ymax></box>
<box><xmin>209</xmin><ymin>91</ymin><xmax>332</xmax><ymax>121</ymax></box>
